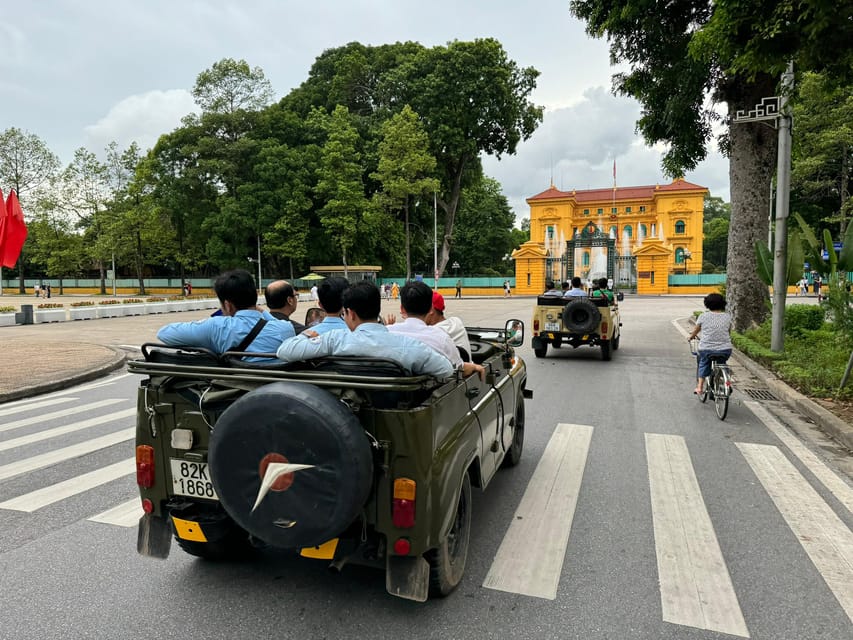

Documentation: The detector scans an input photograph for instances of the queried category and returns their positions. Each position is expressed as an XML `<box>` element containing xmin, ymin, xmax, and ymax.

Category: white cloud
<box><xmin>83</xmin><ymin>90</ymin><xmax>199</xmax><ymax>155</ymax></box>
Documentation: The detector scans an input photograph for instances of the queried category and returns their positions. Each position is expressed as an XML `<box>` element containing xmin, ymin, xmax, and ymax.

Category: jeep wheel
<box><xmin>175</xmin><ymin>526</ymin><xmax>255</xmax><ymax>561</ymax></box>
<box><xmin>562</xmin><ymin>298</ymin><xmax>601</xmax><ymax>334</ymax></box>
<box><xmin>601</xmin><ymin>340</ymin><xmax>612</xmax><ymax>361</ymax></box>
<box><xmin>612</xmin><ymin>332</ymin><xmax>620</xmax><ymax>350</ymax></box>
<box><xmin>533</xmin><ymin>343</ymin><xmax>547</xmax><ymax>358</ymax></box>
<box><xmin>427</xmin><ymin>472</ymin><xmax>471</xmax><ymax>597</ymax></box>
<box><xmin>501</xmin><ymin>393</ymin><xmax>525</xmax><ymax>468</ymax></box>
<box><xmin>209</xmin><ymin>382</ymin><xmax>374</xmax><ymax>550</ymax></box>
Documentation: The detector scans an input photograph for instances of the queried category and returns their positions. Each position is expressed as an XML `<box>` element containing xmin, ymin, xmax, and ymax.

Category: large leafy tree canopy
<box><xmin>570</xmin><ymin>0</ymin><xmax>853</xmax><ymax>330</ymax></box>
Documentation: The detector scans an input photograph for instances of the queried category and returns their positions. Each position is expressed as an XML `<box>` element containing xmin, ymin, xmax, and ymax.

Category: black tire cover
<box><xmin>562</xmin><ymin>298</ymin><xmax>601</xmax><ymax>334</ymax></box>
<box><xmin>209</xmin><ymin>382</ymin><xmax>373</xmax><ymax>549</ymax></box>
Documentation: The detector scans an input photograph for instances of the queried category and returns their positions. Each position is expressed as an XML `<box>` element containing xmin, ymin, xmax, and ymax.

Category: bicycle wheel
<box><xmin>713</xmin><ymin>369</ymin><xmax>729</xmax><ymax>420</ymax></box>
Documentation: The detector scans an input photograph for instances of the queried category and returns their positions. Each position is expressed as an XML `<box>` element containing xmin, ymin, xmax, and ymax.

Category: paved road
<box><xmin>0</xmin><ymin>296</ymin><xmax>851</xmax><ymax>639</ymax></box>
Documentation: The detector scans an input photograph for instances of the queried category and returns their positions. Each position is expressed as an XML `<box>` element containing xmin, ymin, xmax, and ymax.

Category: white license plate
<box><xmin>545</xmin><ymin>322</ymin><xmax>560</xmax><ymax>332</ymax></box>
<box><xmin>170</xmin><ymin>459</ymin><xmax>218</xmax><ymax>500</ymax></box>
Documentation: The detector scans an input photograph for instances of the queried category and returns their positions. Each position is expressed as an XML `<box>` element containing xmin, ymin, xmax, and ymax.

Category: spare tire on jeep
<box><xmin>209</xmin><ymin>381</ymin><xmax>373</xmax><ymax>549</ymax></box>
<box><xmin>562</xmin><ymin>298</ymin><xmax>602</xmax><ymax>334</ymax></box>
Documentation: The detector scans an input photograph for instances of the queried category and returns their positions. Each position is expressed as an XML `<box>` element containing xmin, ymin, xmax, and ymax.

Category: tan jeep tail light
<box><xmin>533</xmin><ymin>319</ymin><xmax>539</xmax><ymax>335</ymax></box>
<box><xmin>392</xmin><ymin>478</ymin><xmax>416</xmax><ymax>529</ymax></box>
<box><xmin>601</xmin><ymin>321</ymin><xmax>608</xmax><ymax>335</ymax></box>
<box><xmin>136</xmin><ymin>445</ymin><xmax>155</xmax><ymax>488</ymax></box>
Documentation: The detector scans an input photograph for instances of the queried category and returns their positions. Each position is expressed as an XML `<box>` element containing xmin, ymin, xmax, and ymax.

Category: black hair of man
<box><xmin>703</xmin><ymin>292</ymin><xmax>727</xmax><ymax>311</ymax></box>
<box><xmin>571</xmin><ymin>276</ymin><xmax>582</xmax><ymax>288</ymax></box>
<box><xmin>317</xmin><ymin>276</ymin><xmax>350</xmax><ymax>313</ymax></box>
<box><xmin>399</xmin><ymin>280</ymin><xmax>433</xmax><ymax>316</ymax></box>
<box><xmin>342</xmin><ymin>281</ymin><xmax>381</xmax><ymax>320</ymax></box>
<box><xmin>214</xmin><ymin>269</ymin><xmax>257</xmax><ymax>309</ymax></box>
<box><xmin>561</xmin><ymin>281</ymin><xmax>570</xmax><ymax>291</ymax></box>
<box><xmin>545</xmin><ymin>279</ymin><xmax>556</xmax><ymax>290</ymax></box>
<box><xmin>598</xmin><ymin>277</ymin><xmax>609</xmax><ymax>290</ymax></box>
<box><xmin>264</xmin><ymin>280</ymin><xmax>295</xmax><ymax>309</ymax></box>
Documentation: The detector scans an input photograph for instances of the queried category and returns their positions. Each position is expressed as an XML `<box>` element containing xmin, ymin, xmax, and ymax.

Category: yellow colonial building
<box><xmin>511</xmin><ymin>177</ymin><xmax>708</xmax><ymax>295</ymax></box>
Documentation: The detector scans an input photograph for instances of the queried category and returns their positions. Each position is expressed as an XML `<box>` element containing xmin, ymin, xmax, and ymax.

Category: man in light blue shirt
<box><xmin>157</xmin><ymin>269</ymin><xmax>294</xmax><ymax>361</ymax></box>
<box><xmin>310</xmin><ymin>276</ymin><xmax>350</xmax><ymax>335</ymax></box>
<box><xmin>564</xmin><ymin>276</ymin><xmax>587</xmax><ymax>298</ymax></box>
<box><xmin>276</xmin><ymin>281</ymin><xmax>453</xmax><ymax>379</ymax></box>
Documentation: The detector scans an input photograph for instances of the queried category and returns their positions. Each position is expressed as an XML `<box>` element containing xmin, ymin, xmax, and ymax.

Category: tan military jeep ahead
<box><xmin>530</xmin><ymin>293</ymin><xmax>622</xmax><ymax>360</ymax></box>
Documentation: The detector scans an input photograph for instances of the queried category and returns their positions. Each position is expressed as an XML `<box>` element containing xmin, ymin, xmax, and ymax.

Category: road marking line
<box><xmin>0</xmin><ymin>428</ymin><xmax>134</xmax><ymax>482</ymax></box>
<box><xmin>0</xmin><ymin>399</ymin><xmax>126</xmax><ymax>434</ymax></box>
<box><xmin>89</xmin><ymin>498</ymin><xmax>142</xmax><ymax>527</ymax></box>
<box><xmin>738</xmin><ymin>442</ymin><xmax>853</xmax><ymax>623</ymax></box>
<box><xmin>645</xmin><ymin>433</ymin><xmax>749</xmax><ymax>638</ymax></box>
<box><xmin>0</xmin><ymin>397</ymin><xmax>77</xmax><ymax>417</ymax></box>
<box><xmin>0</xmin><ymin>458</ymin><xmax>135</xmax><ymax>512</ymax></box>
<box><xmin>745</xmin><ymin>400</ymin><xmax>853</xmax><ymax>514</ymax></box>
<box><xmin>483</xmin><ymin>422</ymin><xmax>593</xmax><ymax>599</ymax></box>
<box><xmin>0</xmin><ymin>408</ymin><xmax>135</xmax><ymax>452</ymax></box>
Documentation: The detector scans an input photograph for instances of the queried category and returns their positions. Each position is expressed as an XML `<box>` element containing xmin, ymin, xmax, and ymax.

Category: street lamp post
<box><xmin>452</xmin><ymin>261</ymin><xmax>460</xmax><ymax>280</ymax></box>
<box><xmin>247</xmin><ymin>234</ymin><xmax>262</xmax><ymax>292</ymax></box>
<box><xmin>682</xmin><ymin>250</ymin><xmax>692</xmax><ymax>274</ymax></box>
<box><xmin>732</xmin><ymin>62</ymin><xmax>794</xmax><ymax>353</ymax></box>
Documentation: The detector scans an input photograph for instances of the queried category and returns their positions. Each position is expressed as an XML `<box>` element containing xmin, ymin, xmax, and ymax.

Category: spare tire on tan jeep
<box><xmin>562</xmin><ymin>297</ymin><xmax>602</xmax><ymax>334</ymax></box>
<box><xmin>209</xmin><ymin>381</ymin><xmax>373</xmax><ymax>550</ymax></box>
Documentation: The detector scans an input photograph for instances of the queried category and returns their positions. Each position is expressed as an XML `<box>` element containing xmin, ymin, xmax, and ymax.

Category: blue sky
<box><xmin>1</xmin><ymin>0</ymin><xmax>729</xmax><ymax>220</ymax></box>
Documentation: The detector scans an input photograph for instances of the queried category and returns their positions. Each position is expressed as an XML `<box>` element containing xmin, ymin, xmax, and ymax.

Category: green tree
<box><xmin>192</xmin><ymin>58</ymin><xmax>274</xmax><ymax>115</ymax></box>
<box><xmin>314</xmin><ymin>106</ymin><xmax>368</xmax><ymax>276</ymax></box>
<box><xmin>791</xmin><ymin>73</ymin><xmax>853</xmax><ymax>235</ymax></box>
<box><xmin>0</xmin><ymin>127</ymin><xmax>60</xmax><ymax>291</ymax></box>
<box><xmin>26</xmin><ymin>194</ymin><xmax>85</xmax><ymax>294</ymax></box>
<box><xmin>372</xmin><ymin>105</ymin><xmax>439</xmax><ymax>279</ymax></box>
<box><xmin>570</xmin><ymin>0</ymin><xmax>853</xmax><ymax>330</ymax></box>
<box><xmin>703</xmin><ymin>195</ymin><xmax>731</xmax><ymax>269</ymax></box>
<box><xmin>451</xmin><ymin>177</ymin><xmax>517</xmax><ymax>275</ymax></box>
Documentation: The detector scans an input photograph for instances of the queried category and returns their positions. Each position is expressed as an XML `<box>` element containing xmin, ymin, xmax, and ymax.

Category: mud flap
<box><xmin>137</xmin><ymin>513</ymin><xmax>172</xmax><ymax>559</ymax></box>
<box><xmin>385</xmin><ymin>555</ymin><xmax>430</xmax><ymax>602</ymax></box>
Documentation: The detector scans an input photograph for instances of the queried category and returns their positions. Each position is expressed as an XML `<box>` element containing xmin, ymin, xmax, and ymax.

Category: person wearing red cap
<box><xmin>427</xmin><ymin>290</ymin><xmax>472</xmax><ymax>360</ymax></box>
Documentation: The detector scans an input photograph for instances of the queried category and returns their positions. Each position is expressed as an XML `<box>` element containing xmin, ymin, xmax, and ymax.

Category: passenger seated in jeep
<box><xmin>542</xmin><ymin>280</ymin><xmax>563</xmax><ymax>297</ymax></box>
<box><xmin>590</xmin><ymin>278</ymin><xmax>614</xmax><ymax>303</ymax></box>
<box><xmin>156</xmin><ymin>269</ymin><xmax>295</xmax><ymax>362</ymax></box>
<box><xmin>275</xmin><ymin>281</ymin><xmax>454</xmax><ymax>379</ymax></box>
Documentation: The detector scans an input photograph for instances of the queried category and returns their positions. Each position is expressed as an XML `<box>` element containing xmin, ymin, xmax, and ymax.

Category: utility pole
<box><xmin>770</xmin><ymin>62</ymin><xmax>794</xmax><ymax>353</ymax></box>
<box><xmin>732</xmin><ymin>62</ymin><xmax>794</xmax><ymax>352</ymax></box>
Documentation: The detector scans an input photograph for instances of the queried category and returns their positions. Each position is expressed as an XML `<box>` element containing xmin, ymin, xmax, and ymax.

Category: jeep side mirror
<box><xmin>505</xmin><ymin>319</ymin><xmax>524</xmax><ymax>347</ymax></box>
<box><xmin>305</xmin><ymin>307</ymin><xmax>325</xmax><ymax>327</ymax></box>
<box><xmin>616</xmin><ymin>292</ymin><xmax>624</xmax><ymax>301</ymax></box>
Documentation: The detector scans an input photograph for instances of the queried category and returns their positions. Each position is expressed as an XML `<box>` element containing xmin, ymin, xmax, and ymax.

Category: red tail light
<box><xmin>392</xmin><ymin>478</ymin><xmax>416</xmax><ymax>528</ymax></box>
<box><xmin>533</xmin><ymin>319</ymin><xmax>539</xmax><ymax>335</ymax></box>
<box><xmin>601</xmin><ymin>322</ymin><xmax>608</xmax><ymax>335</ymax></box>
<box><xmin>393</xmin><ymin>538</ymin><xmax>411</xmax><ymax>555</ymax></box>
<box><xmin>136</xmin><ymin>445</ymin><xmax>155</xmax><ymax>488</ymax></box>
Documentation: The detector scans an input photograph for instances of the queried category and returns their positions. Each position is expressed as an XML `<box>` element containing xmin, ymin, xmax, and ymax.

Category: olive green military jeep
<box><xmin>130</xmin><ymin>321</ymin><xmax>530</xmax><ymax>602</ymax></box>
<box><xmin>530</xmin><ymin>293</ymin><xmax>622</xmax><ymax>360</ymax></box>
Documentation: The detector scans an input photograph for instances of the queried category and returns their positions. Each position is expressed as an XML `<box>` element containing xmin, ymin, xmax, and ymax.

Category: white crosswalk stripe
<box><xmin>0</xmin><ymin>428</ymin><xmax>134</xmax><ymax>481</ymax></box>
<box><xmin>0</xmin><ymin>458</ymin><xmax>135</xmax><ymax>512</ymax></box>
<box><xmin>483</xmin><ymin>423</ymin><xmax>593</xmax><ymax>599</ymax></box>
<box><xmin>89</xmin><ymin>498</ymin><xmax>143</xmax><ymax>527</ymax></box>
<box><xmin>0</xmin><ymin>397</ymin><xmax>77</xmax><ymax>417</ymax></box>
<box><xmin>0</xmin><ymin>399</ymin><xmax>126</xmax><ymax>434</ymax></box>
<box><xmin>0</xmin><ymin>408</ymin><xmax>135</xmax><ymax>452</ymax></box>
<box><xmin>646</xmin><ymin>433</ymin><xmax>749</xmax><ymax>638</ymax></box>
<box><xmin>738</xmin><ymin>442</ymin><xmax>853</xmax><ymax>624</ymax></box>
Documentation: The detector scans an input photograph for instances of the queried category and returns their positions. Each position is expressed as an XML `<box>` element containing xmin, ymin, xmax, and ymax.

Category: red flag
<box><xmin>1</xmin><ymin>190</ymin><xmax>28</xmax><ymax>268</ymax></box>
<box><xmin>0</xmin><ymin>188</ymin><xmax>6</xmax><ymax>262</ymax></box>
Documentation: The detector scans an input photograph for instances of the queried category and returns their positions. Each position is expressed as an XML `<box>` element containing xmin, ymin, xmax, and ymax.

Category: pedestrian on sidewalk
<box><xmin>34</xmin><ymin>284</ymin><xmax>39</xmax><ymax>297</ymax></box>
<box><xmin>455</xmin><ymin>280</ymin><xmax>462</xmax><ymax>299</ymax></box>
<box><xmin>503</xmin><ymin>280</ymin><xmax>512</xmax><ymax>297</ymax></box>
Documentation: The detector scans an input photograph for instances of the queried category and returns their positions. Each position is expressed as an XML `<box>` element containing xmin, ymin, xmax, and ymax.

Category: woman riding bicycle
<box><xmin>687</xmin><ymin>293</ymin><xmax>733</xmax><ymax>395</ymax></box>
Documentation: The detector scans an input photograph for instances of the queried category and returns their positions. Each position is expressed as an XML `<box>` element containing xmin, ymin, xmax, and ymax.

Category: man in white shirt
<box><xmin>387</xmin><ymin>281</ymin><xmax>484</xmax><ymax>379</ymax></box>
<box><xmin>425</xmin><ymin>291</ymin><xmax>472</xmax><ymax>360</ymax></box>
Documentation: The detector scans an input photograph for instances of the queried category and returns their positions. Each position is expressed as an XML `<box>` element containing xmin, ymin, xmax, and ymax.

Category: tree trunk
<box><xmin>841</xmin><ymin>142</ymin><xmax>849</xmax><ymax>237</ymax></box>
<box><xmin>16</xmin><ymin>255</ymin><xmax>25</xmax><ymax>294</ymax></box>
<box><xmin>437</xmin><ymin>156</ymin><xmax>470</xmax><ymax>276</ymax></box>
<box><xmin>723</xmin><ymin>75</ymin><xmax>778</xmax><ymax>331</ymax></box>
<box><xmin>59</xmin><ymin>278</ymin><xmax>64</xmax><ymax>295</ymax></box>
<box><xmin>135</xmin><ymin>229</ymin><xmax>146</xmax><ymax>295</ymax></box>
<box><xmin>342</xmin><ymin>245</ymin><xmax>348</xmax><ymax>279</ymax></box>
<box><xmin>99</xmin><ymin>260</ymin><xmax>107</xmax><ymax>295</ymax></box>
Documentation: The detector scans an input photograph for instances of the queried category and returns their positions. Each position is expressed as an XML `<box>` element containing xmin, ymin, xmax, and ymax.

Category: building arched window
<box><xmin>623</xmin><ymin>225</ymin><xmax>633</xmax><ymax>238</ymax></box>
<box><xmin>547</xmin><ymin>225</ymin><xmax>554</xmax><ymax>240</ymax></box>
<box><xmin>675</xmin><ymin>247</ymin><xmax>685</xmax><ymax>263</ymax></box>
<box><xmin>675</xmin><ymin>220</ymin><xmax>686</xmax><ymax>234</ymax></box>
<box><xmin>639</xmin><ymin>224</ymin><xmax>647</xmax><ymax>239</ymax></box>
<box><xmin>582</xmin><ymin>251</ymin><xmax>590</xmax><ymax>267</ymax></box>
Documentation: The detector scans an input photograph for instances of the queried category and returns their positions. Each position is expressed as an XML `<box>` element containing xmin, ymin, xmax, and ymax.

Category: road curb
<box><xmin>0</xmin><ymin>347</ymin><xmax>127</xmax><ymax>404</ymax></box>
<box><xmin>730</xmin><ymin>348</ymin><xmax>853</xmax><ymax>451</ymax></box>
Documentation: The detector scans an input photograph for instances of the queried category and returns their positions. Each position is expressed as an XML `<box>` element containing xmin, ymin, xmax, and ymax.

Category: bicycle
<box><xmin>689</xmin><ymin>338</ymin><xmax>733</xmax><ymax>420</ymax></box>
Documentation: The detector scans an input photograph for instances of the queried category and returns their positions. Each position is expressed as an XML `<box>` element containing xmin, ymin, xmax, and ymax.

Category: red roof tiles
<box><xmin>527</xmin><ymin>179</ymin><xmax>707</xmax><ymax>203</ymax></box>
